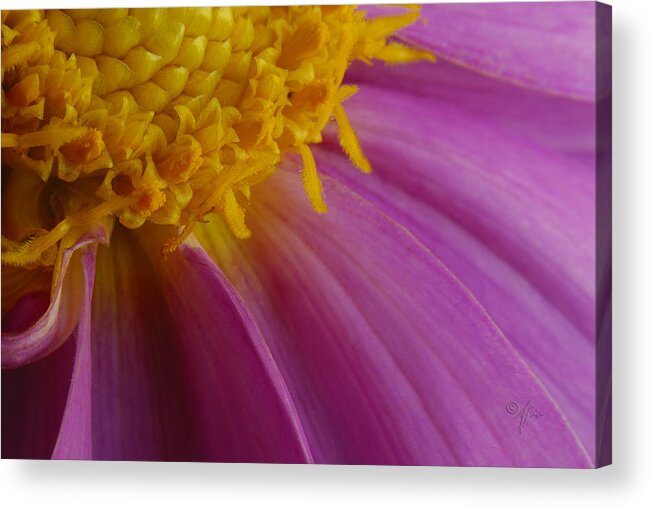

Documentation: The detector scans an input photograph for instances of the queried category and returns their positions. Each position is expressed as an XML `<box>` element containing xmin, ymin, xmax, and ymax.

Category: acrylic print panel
<box><xmin>1</xmin><ymin>3</ymin><xmax>611</xmax><ymax>467</ymax></box>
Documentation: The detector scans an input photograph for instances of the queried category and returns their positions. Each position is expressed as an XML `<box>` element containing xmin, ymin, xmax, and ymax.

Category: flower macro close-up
<box><xmin>1</xmin><ymin>3</ymin><xmax>611</xmax><ymax>467</ymax></box>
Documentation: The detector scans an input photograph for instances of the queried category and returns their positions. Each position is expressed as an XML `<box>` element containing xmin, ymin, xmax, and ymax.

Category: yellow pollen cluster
<box><xmin>1</xmin><ymin>6</ymin><xmax>432</xmax><ymax>267</ymax></box>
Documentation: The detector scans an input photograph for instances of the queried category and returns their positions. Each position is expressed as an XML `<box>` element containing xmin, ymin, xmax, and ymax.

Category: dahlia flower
<box><xmin>1</xmin><ymin>3</ymin><xmax>611</xmax><ymax>467</ymax></box>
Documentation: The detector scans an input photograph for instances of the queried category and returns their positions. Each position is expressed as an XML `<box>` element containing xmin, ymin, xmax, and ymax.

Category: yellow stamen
<box><xmin>2</xmin><ymin>6</ymin><xmax>433</xmax><ymax>267</ymax></box>
<box><xmin>362</xmin><ymin>11</ymin><xmax>421</xmax><ymax>40</ymax></box>
<box><xmin>333</xmin><ymin>87</ymin><xmax>372</xmax><ymax>174</ymax></box>
<box><xmin>223</xmin><ymin>188</ymin><xmax>252</xmax><ymax>239</ymax></box>
<box><xmin>2</xmin><ymin>195</ymin><xmax>131</xmax><ymax>267</ymax></box>
<box><xmin>299</xmin><ymin>144</ymin><xmax>327</xmax><ymax>214</ymax></box>
<box><xmin>375</xmin><ymin>42</ymin><xmax>436</xmax><ymax>65</ymax></box>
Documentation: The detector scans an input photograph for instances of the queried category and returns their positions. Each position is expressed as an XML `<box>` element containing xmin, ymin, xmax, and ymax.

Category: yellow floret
<box><xmin>1</xmin><ymin>6</ymin><xmax>432</xmax><ymax>266</ymax></box>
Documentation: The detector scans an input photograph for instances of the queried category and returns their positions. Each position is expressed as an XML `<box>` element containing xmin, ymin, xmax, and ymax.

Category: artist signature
<box><xmin>505</xmin><ymin>400</ymin><xmax>544</xmax><ymax>434</ymax></box>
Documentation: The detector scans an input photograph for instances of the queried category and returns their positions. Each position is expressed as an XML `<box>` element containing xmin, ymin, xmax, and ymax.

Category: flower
<box><xmin>1</xmin><ymin>4</ymin><xmax>608</xmax><ymax>467</ymax></box>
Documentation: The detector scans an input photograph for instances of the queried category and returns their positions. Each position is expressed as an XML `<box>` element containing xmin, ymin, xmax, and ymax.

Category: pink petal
<box><xmin>346</xmin><ymin>58</ymin><xmax>596</xmax><ymax>164</ymax></box>
<box><xmin>1</xmin><ymin>338</ymin><xmax>75</xmax><ymax>458</ymax></box>
<box><xmin>152</xmin><ymin>238</ymin><xmax>313</xmax><ymax>463</ymax></box>
<box><xmin>2</xmin><ymin>227</ymin><xmax>110</xmax><ymax>368</ymax></box>
<box><xmin>318</xmin><ymin>85</ymin><xmax>596</xmax><ymax>459</ymax></box>
<box><xmin>79</xmin><ymin>228</ymin><xmax>311</xmax><ymax>462</ymax></box>
<box><xmin>51</xmin><ymin>246</ymin><xmax>97</xmax><ymax>460</ymax></box>
<box><xmin>80</xmin><ymin>229</ymin><xmax>198</xmax><ymax>460</ymax></box>
<box><xmin>196</xmin><ymin>169</ymin><xmax>592</xmax><ymax>467</ymax></box>
<box><xmin>398</xmin><ymin>2</ymin><xmax>599</xmax><ymax>100</ymax></box>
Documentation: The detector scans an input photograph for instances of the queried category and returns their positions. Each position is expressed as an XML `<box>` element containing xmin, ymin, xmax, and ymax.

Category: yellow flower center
<box><xmin>1</xmin><ymin>6</ymin><xmax>432</xmax><ymax>267</ymax></box>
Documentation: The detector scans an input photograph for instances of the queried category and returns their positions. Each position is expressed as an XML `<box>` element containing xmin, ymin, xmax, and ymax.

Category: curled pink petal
<box><xmin>2</xmin><ymin>226</ymin><xmax>110</xmax><ymax>369</ymax></box>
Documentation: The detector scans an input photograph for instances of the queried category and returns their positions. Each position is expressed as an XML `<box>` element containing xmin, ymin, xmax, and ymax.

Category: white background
<box><xmin>1</xmin><ymin>0</ymin><xmax>649</xmax><ymax>506</ymax></box>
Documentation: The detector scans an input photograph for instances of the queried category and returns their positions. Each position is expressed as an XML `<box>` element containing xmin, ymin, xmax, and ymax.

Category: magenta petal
<box><xmin>347</xmin><ymin>58</ymin><xmax>596</xmax><ymax>164</ymax></box>
<box><xmin>2</xmin><ymin>227</ymin><xmax>109</xmax><ymax>368</ymax></box>
<box><xmin>51</xmin><ymin>246</ymin><xmax>97</xmax><ymax>460</ymax></box>
<box><xmin>324</xmin><ymin>85</ymin><xmax>595</xmax><ymax>338</ymax></box>
<box><xmin>85</xmin><ymin>231</ymin><xmax>215</xmax><ymax>460</ymax></box>
<box><xmin>318</xmin><ymin>85</ymin><xmax>596</xmax><ymax>458</ymax></box>
<box><xmin>399</xmin><ymin>2</ymin><xmax>598</xmax><ymax>100</ymax></box>
<box><xmin>87</xmin><ymin>230</ymin><xmax>201</xmax><ymax>460</ymax></box>
<box><xmin>86</xmin><ymin>228</ymin><xmax>311</xmax><ymax>462</ymax></box>
<box><xmin>1</xmin><ymin>337</ymin><xmax>75</xmax><ymax>458</ymax></box>
<box><xmin>153</xmin><ymin>241</ymin><xmax>313</xmax><ymax>463</ymax></box>
<box><xmin>2</xmin><ymin>235</ymin><xmax>103</xmax><ymax>459</ymax></box>
<box><xmin>2</xmin><ymin>291</ymin><xmax>50</xmax><ymax>333</ymax></box>
<box><xmin>197</xmin><ymin>169</ymin><xmax>592</xmax><ymax>467</ymax></box>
